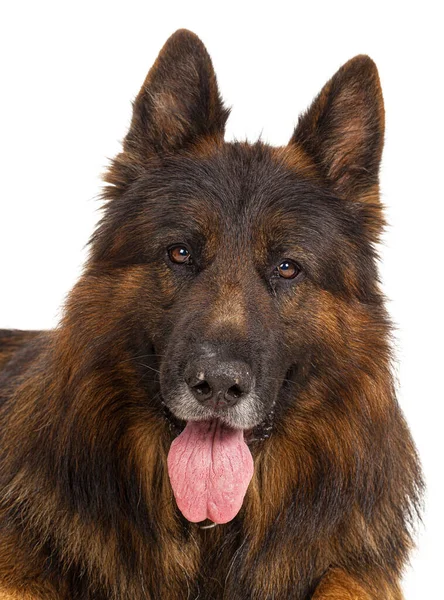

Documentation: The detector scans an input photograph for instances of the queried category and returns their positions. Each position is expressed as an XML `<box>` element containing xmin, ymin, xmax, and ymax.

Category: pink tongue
<box><xmin>167</xmin><ymin>420</ymin><xmax>254</xmax><ymax>524</ymax></box>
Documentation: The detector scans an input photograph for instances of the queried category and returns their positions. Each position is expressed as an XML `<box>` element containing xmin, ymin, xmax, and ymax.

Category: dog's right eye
<box><xmin>168</xmin><ymin>245</ymin><xmax>192</xmax><ymax>265</ymax></box>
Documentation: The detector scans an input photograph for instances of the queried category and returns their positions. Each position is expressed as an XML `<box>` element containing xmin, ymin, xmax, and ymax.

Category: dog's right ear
<box><xmin>125</xmin><ymin>29</ymin><xmax>229</xmax><ymax>156</ymax></box>
<box><xmin>105</xmin><ymin>30</ymin><xmax>228</xmax><ymax>195</ymax></box>
<box><xmin>131</xmin><ymin>29</ymin><xmax>229</xmax><ymax>152</ymax></box>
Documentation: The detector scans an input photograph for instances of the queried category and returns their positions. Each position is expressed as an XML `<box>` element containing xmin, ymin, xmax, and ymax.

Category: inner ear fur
<box><xmin>290</xmin><ymin>55</ymin><xmax>385</xmax><ymax>201</ymax></box>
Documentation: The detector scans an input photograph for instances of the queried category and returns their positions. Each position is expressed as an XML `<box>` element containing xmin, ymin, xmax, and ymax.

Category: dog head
<box><xmin>89</xmin><ymin>30</ymin><xmax>385</xmax><ymax>436</ymax></box>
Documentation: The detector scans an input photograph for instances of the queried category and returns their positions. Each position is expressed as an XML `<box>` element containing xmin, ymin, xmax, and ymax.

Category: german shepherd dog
<box><xmin>0</xmin><ymin>30</ymin><xmax>422</xmax><ymax>599</ymax></box>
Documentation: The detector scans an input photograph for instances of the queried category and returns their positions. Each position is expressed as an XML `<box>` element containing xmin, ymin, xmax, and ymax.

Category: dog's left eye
<box><xmin>168</xmin><ymin>245</ymin><xmax>192</xmax><ymax>265</ymax></box>
<box><xmin>275</xmin><ymin>260</ymin><xmax>301</xmax><ymax>280</ymax></box>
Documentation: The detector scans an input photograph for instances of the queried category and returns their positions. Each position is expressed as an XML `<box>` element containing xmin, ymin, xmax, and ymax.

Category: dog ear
<box><xmin>124</xmin><ymin>29</ymin><xmax>229</xmax><ymax>158</ymax></box>
<box><xmin>290</xmin><ymin>56</ymin><xmax>385</xmax><ymax>200</ymax></box>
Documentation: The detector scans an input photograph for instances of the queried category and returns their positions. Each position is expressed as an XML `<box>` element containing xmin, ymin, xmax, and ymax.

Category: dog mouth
<box><xmin>160</xmin><ymin>365</ymin><xmax>295</xmax><ymax>526</ymax></box>
<box><xmin>161</xmin><ymin>403</ymin><xmax>274</xmax><ymax>443</ymax></box>
<box><xmin>162</xmin><ymin>404</ymin><xmax>275</xmax><ymax>525</ymax></box>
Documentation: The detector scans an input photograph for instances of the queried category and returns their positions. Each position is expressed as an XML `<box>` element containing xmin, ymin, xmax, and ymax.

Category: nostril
<box><xmin>193</xmin><ymin>380</ymin><xmax>212</xmax><ymax>397</ymax></box>
<box><xmin>226</xmin><ymin>384</ymin><xmax>244</xmax><ymax>400</ymax></box>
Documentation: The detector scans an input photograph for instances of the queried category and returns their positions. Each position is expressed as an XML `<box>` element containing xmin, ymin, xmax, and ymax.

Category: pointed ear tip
<box><xmin>340</xmin><ymin>54</ymin><xmax>381</xmax><ymax>80</ymax></box>
<box><xmin>166</xmin><ymin>28</ymin><xmax>205</xmax><ymax>49</ymax></box>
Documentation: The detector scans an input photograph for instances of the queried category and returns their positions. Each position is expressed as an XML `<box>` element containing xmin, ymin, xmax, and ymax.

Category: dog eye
<box><xmin>276</xmin><ymin>260</ymin><xmax>301</xmax><ymax>279</ymax></box>
<box><xmin>168</xmin><ymin>245</ymin><xmax>192</xmax><ymax>265</ymax></box>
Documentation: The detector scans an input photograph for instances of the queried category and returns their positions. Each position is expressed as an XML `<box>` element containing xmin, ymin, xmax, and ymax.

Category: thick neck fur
<box><xmin>0</xmin><ymin>273</ymin><xmax>422</xmax><ymax>600</ymax></box>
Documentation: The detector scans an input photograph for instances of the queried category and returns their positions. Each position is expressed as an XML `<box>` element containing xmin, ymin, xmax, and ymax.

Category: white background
<box><xmin>0</xmin><ymin>1</ymin><xmax>442</xmax><ymax>597</ymax></box>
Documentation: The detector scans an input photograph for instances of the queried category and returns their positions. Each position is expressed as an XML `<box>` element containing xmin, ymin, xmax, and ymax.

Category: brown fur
<box><xmin>0</xmin><ymin>30</ymin><xmax>422</xmax><ymax>599</ymax></box>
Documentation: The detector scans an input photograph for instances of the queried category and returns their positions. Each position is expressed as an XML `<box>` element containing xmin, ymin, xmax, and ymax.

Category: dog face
<box><xmin>89</xmin><ymin>30</ymin><xmax>385</xmax><ymax>435</ymax></box>
<box><xmin>0</xmin><ymin>30</ymin><xmax>423</xmax><ymax>596</ymax></box>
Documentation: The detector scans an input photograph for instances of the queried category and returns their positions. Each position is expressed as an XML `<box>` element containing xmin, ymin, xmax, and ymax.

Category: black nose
<box><xmin>185</xmin><ymin>358</ymin><xmax>253</xmax><ymax>409</ymax></box>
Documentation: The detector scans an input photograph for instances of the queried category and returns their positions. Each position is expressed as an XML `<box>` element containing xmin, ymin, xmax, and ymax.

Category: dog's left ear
<box><xmin>290</xmin><ymin>56</ymin><xmax>384</xmax><ymax>200</ymax></box>
<box><xmin>124</xmin><ymin>29</ymin><xmax>229</xmax><ymax>158</ymax></box>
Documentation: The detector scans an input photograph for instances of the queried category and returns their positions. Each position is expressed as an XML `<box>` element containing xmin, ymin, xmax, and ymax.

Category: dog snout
<box><xmin>184</xmin><ymin>357</ymin><xmax>253</xmax><ymax>410</ymax></box>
